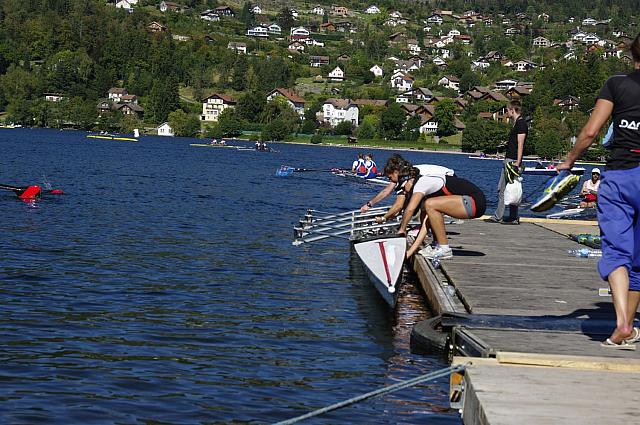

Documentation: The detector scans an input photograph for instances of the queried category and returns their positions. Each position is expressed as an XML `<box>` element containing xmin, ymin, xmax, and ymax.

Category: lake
<box><xmin>0</xmin><ymin>128</ymin><xmax>587</xmax><ymax>424</ymax></box>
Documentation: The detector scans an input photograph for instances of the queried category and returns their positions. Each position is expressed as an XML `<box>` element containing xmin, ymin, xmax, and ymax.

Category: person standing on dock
<box><xmin>558</xmin><ymin>33</ymin><xmax>640</xmax><ymax>349</ymax></box>
<box><xmin>486</xmin><ymin>100</ymin><xmax>528</xmax><ymax>224</ymax></box>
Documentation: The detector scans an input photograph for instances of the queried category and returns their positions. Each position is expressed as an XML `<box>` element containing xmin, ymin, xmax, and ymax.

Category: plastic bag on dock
<box><xmin>504</xmin><ymin>178</ymin><xmax>523</xmax><ymax>206</ymax></box>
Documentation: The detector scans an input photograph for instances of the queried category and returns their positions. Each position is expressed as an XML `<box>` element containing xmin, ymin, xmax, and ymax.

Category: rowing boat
<box><xmin>353</xmin><ymin>235</ymin><xmax>406</xmax><ymax>308</ymax></box>
<box><xmin>87</xmin><ymin>134</ymin><xmax>139</xmax><ymax>142</ymax></box>
<box><xmin>293</xmin><ymin>207</ymin><xmax>415</xmax><ymax>308</ymax></box>
<box><xmin>332</xmin><ymin>170</ymin><xmax>390</xmax><ymax>187</ymax></box>
<box><xmin>523</xmin><ymin>167</ymin><xmax>585</xmax><ymax>176</ymax></box>
<box><xmin>190</xmin><ymin>143</ymin><xmax>235</xmax><ymax>148</ymax></box>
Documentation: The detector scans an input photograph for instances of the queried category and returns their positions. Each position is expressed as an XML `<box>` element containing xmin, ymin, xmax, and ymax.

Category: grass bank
<box><xmin>285</xmin><ymin>133</ymin><xmax>463</xmax><ymax>152</ymax></box>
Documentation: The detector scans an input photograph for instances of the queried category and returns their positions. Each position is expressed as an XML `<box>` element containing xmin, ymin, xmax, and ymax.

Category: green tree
<box><xmin>401</xmin><ymin>114</ymin><xmax>421</xmax><ymax>141</ymax></box>
<box><xmin>357</xmin><ymin>117</ymin><xmax>376</xmax><ymax>139</ymax></box>
<box><xmin>379</xmin><ymin>103</ymin><xmax>405</xmax><ymax>139</ymax></box>
<box><xmin>333</xmin><ymin>120</ymin><xmax>353</xmax><ymax>135</ymax></box>
<box><xmin>434</xmin><ymin>99</ymin><xmax>457</xmax><ymax>137</ymax></box>
<box><xmin>236</xmin><ymin>90</ymin><xmax>266</xmax><ymax>122</ymax></box>
<box><xmin>217</xmin><ymin>108</ymin><xmax>242</xmax><ymax>137</ymax></box>
<box><xmin>461</xmin><ymin>119</ymin><xmax>509</xmax><ymax>153</ymax></box>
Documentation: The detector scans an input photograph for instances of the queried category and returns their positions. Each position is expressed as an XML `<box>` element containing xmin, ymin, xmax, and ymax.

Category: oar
<box><xmin>0</xmin><ymin>183</ymin><xmax>42</xmax><ymax>199</ymax></box>
<box><xmin>275</xmin><ymin>166</ymin><xmax>345</xmax><ymax>176</ymax></box>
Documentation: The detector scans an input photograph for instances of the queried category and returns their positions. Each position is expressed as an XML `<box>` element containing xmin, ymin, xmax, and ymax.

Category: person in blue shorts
<box><xmin>558</xmin><ymin>32</ymin><xmax>640</xmax><ymax>349</ymax></box>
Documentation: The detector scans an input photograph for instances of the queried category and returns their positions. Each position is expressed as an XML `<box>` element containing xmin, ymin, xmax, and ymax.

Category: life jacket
<box><xmin>364</xmin><ymin>160</ymin><xmax>377</xmax><ymax>179</ymax></box>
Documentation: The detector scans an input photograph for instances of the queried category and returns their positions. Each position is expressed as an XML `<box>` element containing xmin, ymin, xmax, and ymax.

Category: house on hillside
<box><xmin>290</xmin><ymin>26</ymin><xmax>311</xmax><ymax>41</ymax></box>
<box><xmin>322</xmin><ymin>99</ymin><xmax>359</xmax><ymax>127</ymax></box>
<box><xmin>365</xmin><ymin>5</ymin><xmax>381</xmax><ymax>14</ymax></box>
<box><xmin>44</xmin><ymin>93</ymin><xmax>64</xmax><ymax>102</ymax></box>
<box><xmin>396</xmin><ymin>87</ymin><xmax>433</xmax><ymax>103</ymax></box>
<box><xmin>533</xmin><ymin>36</ymin><xmax>550</xmax><ymax>47</ymax></box>
<box><xmin>494</xmin><ymin>79</ymin><xmax>519</xmax><ymax>90</ymax></box>
<box><xmin>505</xmin><ymin>85</ymin><xmax>531</xmax><ymax>99</ymax></box>
<box><xmin>309</xmin><ymin>55</ymin><xmax>330</xmax><ymax>67</ymax></box>
<box><xmin>246</xmin><ymin>25</ymin><xmax>269</xmax><ymax>38</ymax></box>
<box><xmin>312</xmin><ymin>6</ymin><xmax>325</xmax><ymax>15</ymax></box>
<box><xmin>160</xmin><ymin>1</ymin><xmax>188</xmax><ymax>12</ymax></box>
<box><xmin>266</xmin><ymin>88</ymin><xmax>306</xmax><ymax>117</ymax></box>
<box><xmin>328</xmin><ymin>66</ymin><xmax>345</xmax><ymax>82</ymax></box>
<box><xmin>215</xmin><ymin>6</ymin><xmax>235</xmax><ymax>16</ymax></box>
<box><xmin>438</xmin><ymin>75</ymin><xmax>460</xmax><ymax>91</ymax></box>
<box><xmin>390</xmin><ymin>71</ymin><xmax>414</xmax><ymax>91</ymax></box>
<box><xmin>200</xmin><ymin>10</ymin><xmax>220</xmax><ymax>21</ymax></box>
<box><xmin>251</xmin><ymin>5</ymin><xmax>262</xmax><ymax>14</ymax></box>
<box><xmin>108</xmin><ymin>88</ymin><xmax>128</xmax><ymax>103</ymax></box>
<box><xmin>370</xmin><ymin>64</ymin><xmax>384</xmax><ymax>77</ymax></box>
<box><xmin>115</xmin><ymin>103</ymin><xmax>144</xmax><ymax>117</ymax></box>
<box><xmin>513</xmin><ymin>60</ymin><xmax>537</xmax><ymax>72</ymax></box>
<box><xmin>157</xmin><ymin>122</ymin><xmax>174</xmax><ymax>136</ymax></box>
<box><xmin>554</xmin><ymin>95</ymin><xmax>580</xmax><ymax>111</ymax></box>
<box><xmin>147</xmin><ymin>21</ymin><xmax>168</xmax><ymax>32</ymax></box>
<box><xmin>116</xmin><ymin>0</ymin><xmax>137</xmax><ymax>11</ymax></box>
<box><xmin>201</xmin><ymin>93</ymin><xmax>236</xmax><ymax>122</ymax></box>
<box><xmin>426</xmin><ymin>13</ymin><xmax>444</xmax><ymax>25</ymax></box>
<box><xmin>433</xmin><ymin>56</ymin><xmax>447</xmax><ymax>67</ymax></box>
<box><xmin>268</xmin><ymin>23</ymin><xmax>282</xmax><ymax>35</ymax></box>
<box><xmin>320</xmin><ymin>22</ymin><xmax>336</xmax><ymax>32</ymax></box>
<box><xmin>227</xmin><ymin>42</ymin><xmax>247</xmax><ymax>54</ymax></box>
<box><xmin>582</xmin><ymin>17</ymin><xmax>597</xmax><ymax>26</ymax></box>
<box><xmin>331</xmin><ymin>5</ymin><xmax>348</xmax><ymax>16</ymax></box>
<box><xmin>288</xmin><ymin>41</ymin><xmax>305</xmax><ymax>52</ymax></box>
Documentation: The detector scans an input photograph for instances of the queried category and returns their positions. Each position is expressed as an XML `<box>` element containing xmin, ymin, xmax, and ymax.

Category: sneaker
<box><xmin>423</xmin><ymin>246</ymin><xmax>453</xmax><ymax>260</ymax></box>
<box><xmin>500</xmin><ymin>219</ymin><xmax>520</xmax><ymax>225</ymax></box>
<box><xmin>484</xmin><ymin>217</ymin><xmax>502</xmax><ymax>223</ymax></box>
<box><xmin>418</xmin><ymin>245</ymin><xmax>436</xmax><ymax>256</ymax></box>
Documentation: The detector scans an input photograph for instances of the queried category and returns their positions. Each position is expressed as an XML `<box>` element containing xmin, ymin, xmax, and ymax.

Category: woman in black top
<box><xmin>558</xmin><ymin>33</ymin><xmax>640</xmax><ymax>349</ymax></box>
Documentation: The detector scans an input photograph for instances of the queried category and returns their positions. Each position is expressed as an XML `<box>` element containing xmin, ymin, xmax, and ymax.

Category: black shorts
<box><xmin>429</xmin><ymin>176</ymin><xmax>486</xmax><ymax>219</ymax></box>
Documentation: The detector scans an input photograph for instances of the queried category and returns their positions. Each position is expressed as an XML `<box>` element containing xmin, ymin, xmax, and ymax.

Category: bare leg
<box><xmin>608</xmin><ymin>266</ymin><xmax>633</xmax><ymax>343</ymax></box>
<box><xmin>423</xmin><ymin>196</ymin><xmax>469</xmax><ymax>246</ymax></box>
<box><xmin>627</xmin><ymin>291</ymin><xmax>640</xmax><ymax>330</ymax></box>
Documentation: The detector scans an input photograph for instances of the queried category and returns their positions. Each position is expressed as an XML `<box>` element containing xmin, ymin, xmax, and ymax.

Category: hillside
<box><xmin>0</xmin><ymin>0</ymin><xmax>636</xmax><ymax>156</ymax></box>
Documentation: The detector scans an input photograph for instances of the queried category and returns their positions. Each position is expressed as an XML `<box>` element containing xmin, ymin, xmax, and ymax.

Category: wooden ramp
<box><xmin>410</xmin><ymin>219</ymin><xmax>640</xmax><ymax>424</ymax></box>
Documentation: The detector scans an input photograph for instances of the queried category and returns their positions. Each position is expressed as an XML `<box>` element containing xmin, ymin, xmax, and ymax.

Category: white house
<box><xmin>582</xmin><ymin>17</ymin><xmax>597</xmax><ymax>26</ymax></box>
<box><xmin>365</xmin><ymin>5</ymin><xmax>381</xmax><ymax>14</ymax></box>
<box><xmin>44</xmin><ymin>93</ymin><xmax>64</xmax><ymax>102</ymax></box>
<box><xmin>290</xmin><ymin>26</ymin><xmax>311</xmax><ymax>40</ymax></box>
<box><xmin>115</xmin><ymin>0</ymin><xmax>136</xmax><ymax>11</ymax></box>
<box><xmin>513</xmin><ymin>60</ymin><xmax>537</xmax><ymax>72</ymax></box>
<box><xmin>288</xmin><ymin>41</ymin><xmax>305</xmax><ymax>52</ymax></box>
<box><xmin>251</xmin><ymin>5</ymin><xmax>262</xmax><ymax>14</ymax></box>
<box><xmin>533</xmin><ymin>36</ymin><xmax>550</xmax><ymax>47</ymax></box>
<box><xmin>426</xmin><ymin>13</ymin><xmax>443</xmax><ymax>25</ymax></box>
<box><xmin>246</xmin><ymin>25</ymin><xmax>269</xmax><ymax>38</ymax></box>
<box><xmin>407</xmin><ymin>40</ymin><xmax>421</xmax><ymax>54</ymax></box>
<box><xmin>312</xmin><ymin>6</ymin><xmax>324</xmax><ymax>15</ymax></box>
<box><xmin>227</xmin><ymin>42</ymin><xmax>247</xmax><ymax>54</ymax></box>
<box><xmin>157</xmin><ymin>122</ymin><xmax>174</xmax><ymax>137</ymax></box>
<box><xmin>396</xmin><ymin>87</ymin><xmax>433</xmax><ymax>103</ymax></box>
<box><xmin>583</xmin><ymin>33</ymin><xmax>601</xmax><ymax>44</ymax></box>
<box><xmin>504</xmin><ymin>27</ymin><xmax>520</xmax><ymax>36</ymax></box>
<box><xmin>471</xmin><ymin>59</ymin><xmax>490</xmax><ymax>70</ymax></box>
<box><xmin>390</xmin><ymin>71</ymin><xmax>414</xmax><ymax>91</ymax></box>
<box><xmin>572</xmin><ymin>31</ymin><xmax>588</xmax><ymax>42</ymax></box>
<box><xmin>447</xmin><ymin>29</ymin><xmax>461</xmax><ymax>37</ymax></box>
<box><xmin>266</xmin><ymin>88</ymin><xmax>306</xmax><ymax>117</ymax></box>
<box><xmin>200</xmin><ymin>11</ymin><xmax>220</xmax><ymax>21</ymax></box>
<box><xmin>328</xmin><ymin>66</ymin><xmax>345</xmax><ymax>82</ymax></box>
<box><xmin>438</xmin><ymin>75</ymin><xmax>460</xmax><ymax>91</ymax></box>
<box><xmin>268</xmin><ymin>23</ymin><xmax>282</xmax><ymax>35</ymax></box>
<box><xmin>390</xmin><ymin>11</ymin><xmax>402</xmax><ymax>18</ymax></box>
<box><xmin>322</xmin><ymin>99</ymin><xmax>359</xmax><ymax>127</ymax></box>
<box><xmin>370</xmin><ymin>64</ymin><xmax>384</xmax><ymax>77</ymax></box>
<box><xmin>201</xmin><ymin>93</ymin><xmax>236</xmax><ymax>122</ymax></box>
<box><xmin>108</xmin><ymin>87</ymin><xmax>128</xmax><ymax>103</ymax></box>
<box><xmin>433</xmin><ymin>56</ymin><xmax>447</xmax><ymax>67</ymax></box>
<box><xmin>494</xmin><ymin>79</ymin><xmax>519</xmax><ymax>90</ymax></box>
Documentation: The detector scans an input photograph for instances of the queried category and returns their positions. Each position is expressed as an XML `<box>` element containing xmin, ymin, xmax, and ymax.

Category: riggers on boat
<box><xmin>292</xmin><ymin>207</ymin><xmax>416</xmax><ymax>308</ymax></box>
<box><xmin>530</xmin><ymin>170</ymin><xmax>581</xmax><ymax>212</ymax></box>
<box><xmin>331</xmin><ymin>169</ymin><xmax>390</xmax><ymax>187</ymax></box>
<box><xmin>86</xmin><ymin>134</ymin><xmax>139</xmax><ymax>142</ymax></box>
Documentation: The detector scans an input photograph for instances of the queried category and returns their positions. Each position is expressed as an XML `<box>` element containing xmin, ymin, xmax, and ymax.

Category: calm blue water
<box><xmin>0</xmin><ymin>128</ymin><xmax>589</xmax><ymax>424</ymax></box>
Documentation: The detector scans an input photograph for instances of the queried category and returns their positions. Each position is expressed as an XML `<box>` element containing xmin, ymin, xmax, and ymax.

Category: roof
<box><xmin>353</xmin><ymin>99</ymin><xmax>388</xmax><ymax>107</ymax></box>
<box><xmin>443</xmin><ymin>75</ymin><xmax>460</xmax><ymax>82</ymax></box>
<box><xmin>117</xmin><ymin>103</ymin><xmax>144</xmax><ymax>112</ymax></box>
<box><xmin>324</xmin><ymin>98</ymin><xmax>355</xmax><ymax>109</ymax></box>
<box><xmin>270</xmin><ymin>88</ymin><xmax>305</xmax><ymax>104</ymax></box>
<box><xmin>108</xmin><ymin>87</ymin><xmax>127</xmax><ymax>94</ymax></box>
<box><xmin>204</xmin><ymin>93</ymin><xmax>236</xmax><ymax>103</ymax></box>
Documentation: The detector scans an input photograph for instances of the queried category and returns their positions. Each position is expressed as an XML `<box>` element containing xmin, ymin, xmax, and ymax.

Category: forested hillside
<box><xmin>0</xmin><ymin>0</ymin><xmax>637</xmax><ymax>156</ymax></box>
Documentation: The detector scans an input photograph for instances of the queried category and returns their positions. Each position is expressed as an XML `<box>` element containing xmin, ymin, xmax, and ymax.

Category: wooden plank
<box><xmin>496</xmin><ymin>352</ymin><xmax>640</xmax><ymax>372</ymax></box>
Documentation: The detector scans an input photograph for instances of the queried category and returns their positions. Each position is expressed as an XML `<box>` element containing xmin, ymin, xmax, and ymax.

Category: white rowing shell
<box><xmin>353</xmin><ymin>237</ymin><xmax>406</xmax><ymax>308</ymax></box>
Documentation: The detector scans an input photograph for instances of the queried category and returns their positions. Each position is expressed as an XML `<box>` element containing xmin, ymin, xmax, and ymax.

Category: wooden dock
<box><xmin>410</xmin><ymin>218</ymin><xmax>640</xmax><ymax>424</ymax></box>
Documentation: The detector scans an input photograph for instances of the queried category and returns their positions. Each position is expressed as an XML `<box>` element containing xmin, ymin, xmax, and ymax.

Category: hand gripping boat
<box><xmin>530</xmin><ymin>170</ymin><xmax>581</xmax><ymax>212</ymax></box>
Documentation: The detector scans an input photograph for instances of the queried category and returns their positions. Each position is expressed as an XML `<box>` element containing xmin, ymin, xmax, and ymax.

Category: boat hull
<box><xmin>333</xmin><ymin>170</ymin><xmax>390</xmax><ymax>187</ymax></box>
<box><xmin>353</xmin><ymin>236</ymin><xmax>406</xmax><ymax>308</ymax></box>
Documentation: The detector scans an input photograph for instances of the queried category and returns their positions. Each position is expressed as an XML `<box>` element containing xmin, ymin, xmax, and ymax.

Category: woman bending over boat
<box><xmin>382</xmin><ymin>157</ymin><xmax>486</xmax><ymax>260</ymax></box>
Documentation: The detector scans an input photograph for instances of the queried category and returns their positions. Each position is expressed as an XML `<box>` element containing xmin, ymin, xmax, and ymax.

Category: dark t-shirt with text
<box><xmin>598</xmin><ymin>70</ymin><xmax>640</xmax><ymax>170</ymax></box>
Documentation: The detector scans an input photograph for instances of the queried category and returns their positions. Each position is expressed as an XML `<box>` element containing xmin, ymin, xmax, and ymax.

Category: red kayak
<box><xmin>0</xmin><ymin>183</ymin><xmax>65</xmax><ymax>200</ymax></box>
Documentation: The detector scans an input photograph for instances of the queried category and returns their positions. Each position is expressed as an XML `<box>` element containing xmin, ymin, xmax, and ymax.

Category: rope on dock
<box><xmin>272</xmin><ymin>364</ymin><xmax>466</xmax><ymax>425</ymax></box>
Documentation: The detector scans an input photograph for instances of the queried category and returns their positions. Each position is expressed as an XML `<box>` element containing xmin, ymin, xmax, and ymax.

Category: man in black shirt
<box><xmin>558</xmin><ymin>32</ymin><xmax>640</xmax><ymax>349</ymax></box>
<box><xmin>486</xmin><ymin>100</ymin><xmax>528</xmax><ymax>224</ymax></box>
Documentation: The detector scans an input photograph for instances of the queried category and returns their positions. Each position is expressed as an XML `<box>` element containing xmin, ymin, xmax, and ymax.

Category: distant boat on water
<box><xmin>86</xmin><ymin>131</ymin><xmax>139</xmax><ymax>142</ymax></box>
<box><xmin>0</xmin><ymin>123</ymin><xmax>22</xmax><ymax>129</ymax></box>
